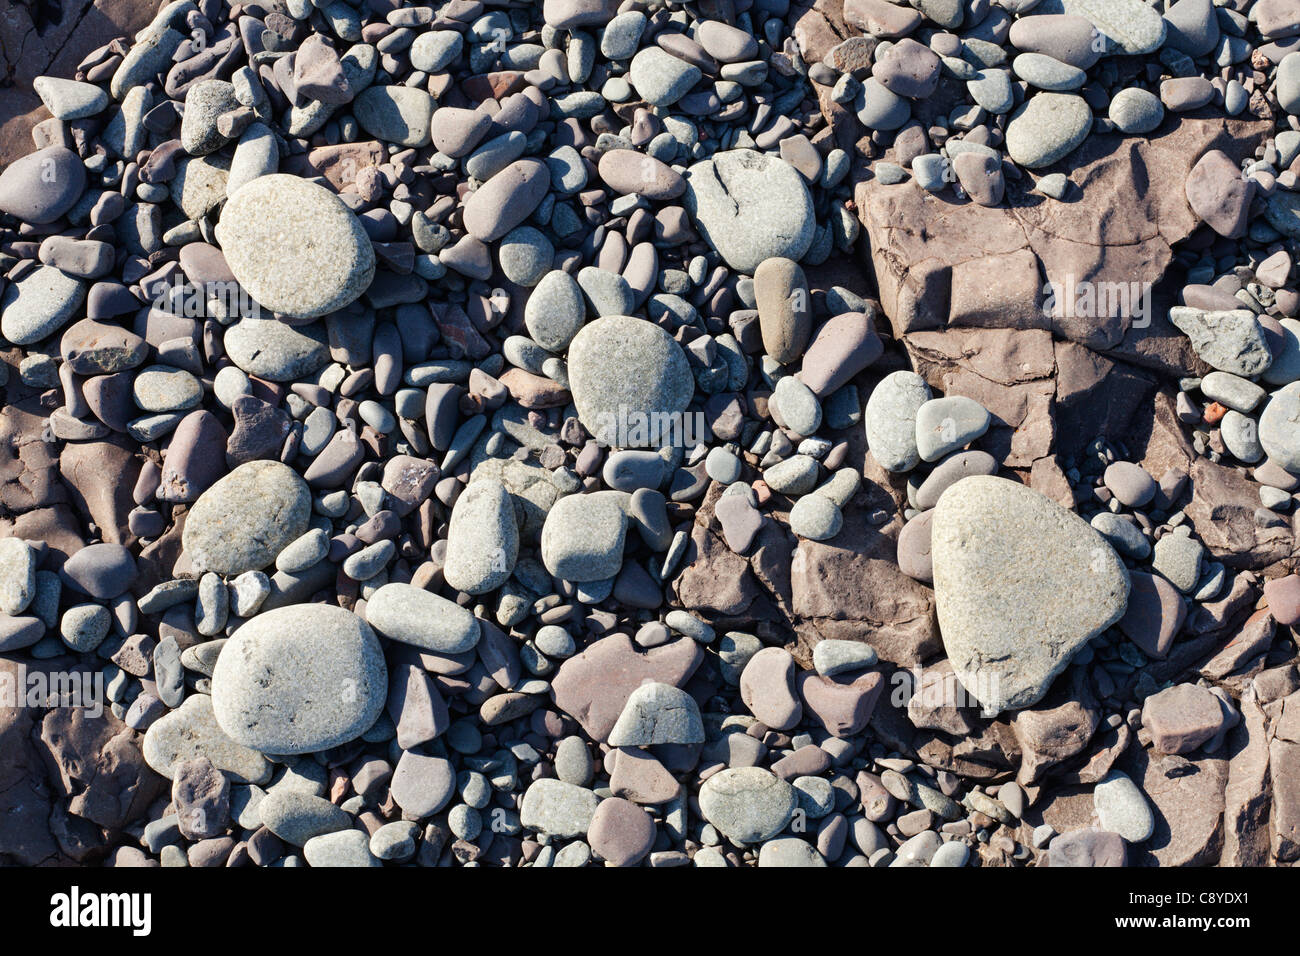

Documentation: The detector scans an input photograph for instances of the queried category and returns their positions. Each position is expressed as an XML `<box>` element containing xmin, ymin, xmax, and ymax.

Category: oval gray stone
<box><xmin>211</xmin><ymin>604</ymin><xmax>387</xmax><ymax>755</ymax></box>
<box><xmin>182</xmin><ymin>460</ymin><xmax>312</xmax><ymax>574</ymax></box>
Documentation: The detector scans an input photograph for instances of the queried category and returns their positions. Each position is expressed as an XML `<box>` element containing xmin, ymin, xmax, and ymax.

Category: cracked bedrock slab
<box><xmin>0</xmin><ymin>0</ymin><xmax>155</xmax><ymax>167</ymax></box>
<box><xmin>855</xmin><ymin>111</ymin><xmax>1272</xmax><ymax>370</ymax></box>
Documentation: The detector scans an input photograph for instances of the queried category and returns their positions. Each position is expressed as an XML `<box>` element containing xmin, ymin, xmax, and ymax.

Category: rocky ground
<box><xmin>0</xmin><ymin>0</ymin><xmax>1297</xmax><ymax>868</ymax></box>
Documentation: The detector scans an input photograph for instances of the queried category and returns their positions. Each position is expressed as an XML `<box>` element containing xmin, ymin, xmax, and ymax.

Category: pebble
<box><xmin>183</xmin><ymin>461</ymin><xmax>312</xmax><ymax>575</ymax></box>
<box><xmin>789</xmin><ymin>494</ymin><xmax>843</xmax><ymax>540</ymax></box>
<box><xmin>865</xmin><ymin>371</ymin><xmax>931</xmax><ymax>472</ymax></box>
<box><xmin>915</xmin><ymin>396</ymin><xmax>991</xmax><ymax>462</ymax></box>
<box><xmin>607</xmin><ymin>682</ymin><xmax>704</xmax><ymax>746</ymax></box>
<box><xmin>699</xmin><ymin>767</ymin><xmax>797</xmax><ymax>845</ymax></box>
<box><xmin>931</xmin><ymin>476</ymin><xmax>1129</xmax><ymax>713</ymax></box>
<box><xmin>566</xmin><ymin>316</ymin><xmax>695</xmax><ymax>448</ymax></box>
<box><xmin>215</xmin><ymin>175</ymin><xmax>375</xmax><ymax>319</ymax></box>
<box><xmin>1093</xmin><ymin>770</ymin><xmax>1155</xmax><ymax>843</ymax></box>
<box><xmin>540</xmin><ymin>490</ymin><xmax>628</xmax><ymax>581</ymax></box>
<box><xmin>1</xmin><ymin>266</ymin><xmax>86</xmax><ymax>346</ymax></box>
<box><xmin>1004</xmin><ymin>93</ymin><xmax>1092</xmax><ymax>169</ymax></box>
<box><xmin>1108</xmin><ymin>87</ymin><xmax>1164</xmax><ymax>134</ymax></box>
<box><xmin>1259</xmin><ymin>382</ymin><xmax>1300</xmax><ymax>472</ymax></box>
<box><xmin>366</xmin><ymin>583</ymin><xmax>481</xmax><ymax>653</ymax></box>
<box><xmin>0</xmin><ymin>146</ymin><xmax>86</xmax><ymax>223</ymax></box>
<box><xmin>1168</xmin><ymin>308</ymin><xmax>1272</xmax><ymax>377</ymax></box>
<box><xmin>520</xmin><ymin>779</ymin><xmax>600</xmax><ymax>837</ymax></box>
<box><xmin>684</xmin><ymin>151</ymin><xmax>815</xmax><ymax>273</ymax></box>
<box><xmin>442</xmin><ymin>479</ymin><xmax>520</xmax><ymax>595</ymax></box>
<box><xmin>211</xmin><ymin>604</ymin><xmax>387</xmax><ymax>755</ymax></box>
<box><xmin>302</xmin><ymin>830</ymin><xmax>381</xmax><ymax>867</ymax></box>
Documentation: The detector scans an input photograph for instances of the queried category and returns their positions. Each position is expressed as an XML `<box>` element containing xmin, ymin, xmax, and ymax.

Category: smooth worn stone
<box><xmin>1046</xmin><ymin>827</ymin><xmax>1127</xmax><ymax>866</ymax></box>
<box><xmin>797</xmin><ymin>312</ymin><xmax>883</xmax><ymax>398</ymax></box>
<box><xmin>915</xmin><ymin>451</ymin><xmax>998</xmax><ymax>510</ymax></box>
<box><xmin>34</xmin><ymin>76</ymin><xmax>109</xmax><ymax>119</ymax></box>
<box><xmin>629</xmin><ymin>47</ymin><xmax>701</xmax><ymax>108</ymax></box>
<box><xmin>754</xmin><ymin>258</ymin><xmax>812</xmax><ymax>364</ymax></box>
<box><xmin>258</xmin><ymin>790</ymin><xmax>352</xmax><ymax>846</ymax></box>
<box><xmin>607</xmin><ymin>682</ymin><xmax>704</xmax><ymax>746</ymax></box>
<box><xmin>142</xmin><ymin>694</ymin><xmax>272</xmax><ymax>785</ymax></box>
<box><xmin>365</xmin><ymin>582</ymin><xmax>481</xmax><ymax>653</ymax></box>
<box><xmin>1103</xmin><ymin>461</ymin><xmax>1156</xmax><ymax>508</ymax></box>
<box><xmin>1141</xmin><ymin>683</ymin><xmax>1227</xmax><ymax>754</ymax></box>
<box><xmin>597</xmin><ymin>150</ymin><xmax>684</xmax><ymax>200</ymax></box>
<box><xmin>1013</xmin><ymin>52</ymin><xmax>1086</xmax><ymax>91</ymax></box>
<box><xmin>61</xmin><ymin>543</ymin><xmax>136</xmax><ymax>599</ymax></box>
<box><xmin>353</xmin><ymin>85</ymin><xmax>433</xmax><ymax>147</ymax></box>
<box><xmin>567</xmin><ymin>315</ymin><xmax>694</xmax><ymax>448</ymax></box>
<box><xmin>215</xmin><ymin>174</ymin><xmax>375</xmax><ymax>319</ymax></box>
<box><xmin>931</xmin><ymin>476</ymin><xmax>1130</xmax><ymax>713</ymax></box>
<box><xmin>865</xmin><ymin>371</ymin><xmax>931</xmax><ymax>472</ymax></box>
<box><xmin>443</xmin><ymin>479</ymin><xmax>519</xmax><ymax>595</ymax></box>
<box><xmin>462</xmin><ymin>159</ymin><xmax>551</xmax><ymax>242</ymax></box>
<box><xmin>0</xmin><ymin>539</ymin><xmax>36</xmax><ymax>616</ymax></box>
<box><xmin>773</xmin><ymin>375</ymin><xmax>821</xmax><ymax>436</ymax></box>
<box><xmin>223</xmin><ymin>319</ymin><xmax>330</xmax><ymax>381</ymax></box>
<box><xmin>1004</xmin><ymin>93</ymin><xmax>1092</xmax><ymax>169</ymax></box>
<box><xmin>541</xmin><ymin>490</ymin><xmax>628</xmax><ymax>581</ymax></box>
<box><xmin>758</xmin><ymin>837</ymin><xmax>826</xmax><ymax>867</ymax></box>
<box><xmin>0</xmin><ymin>146</ymin><xmax>86</xmax><ymax>223</ymax></box>
<box><xmin>1063</xmin><ymin>0</ymin><xmax>1166</xmax><ymax>53</ymax></box>
<box><xmin>303</xmin><ymin>829</ymin><xmax>381</xmax><ymax>867</ymax></box>
<box><xmin>390</xmin><ymin>751</ymin><xmax>456</xmax><ymax>818</ymax></box>
<box><xmin>789</xmin><ymin>495</ymin><xmax>843</xmax><ymax>540</ymax></box>
<box><xmin>1</xmin><ymin>266</ymin><xmax>86</xmax><ymax>346</ymax></box>
<box><xmin>588</xmin><ymin>797</ymin><xmax>656</xmax><ymax>866</ymax></box>
<box><xmin>684</xmin><ymin>150</ymin><xmax>815</xmax><ymax>274</ymax></box>
<box><xmin>211</xmin><ymin>604</ymin><xmax>387</xmax><ymax>755</ymax></box>
<box><xmin>525</xmin><ymin>269</ymin><xmax>586</xmax><ymax>351</ymax></box>
<box><xmin>1108</xmin><ymin>87</ymin><xmax>1164</xmax><ymax>133</ymax></box>
<box><xmin>520</xmin><ymin>778</ymin><xmax>600</xmax><ymax>837</ymax></box>
<box><xmin>1259</xmin><ymin>382</ymin><xmax>1300</xmax><ymax>472</ymax></box>
<box><xmin>813</xmin><ymin>639</ymin><xmax>878</xmax><ymax>677</ymax></box>
<box><xmin>855</xmin><ymin>78</ymin><xmax>911</xmax><ymax>130</ymax></box>
<box><xmin>1117</xmin><ymin>571</ymin><xmax>1186</xmax><ymax>658</ymax></box>
<box><xmin>183</xmin><ymin>461</ymin><xmax>311</xmax><ymax>574</ymax></box>
<box><xmin>699</xmin><ymin>767</ymin><xmax>797</xmax><ymax>844</ymax></box>
<box><xmin>133</xmin><ymin>365</ymin><xmax>202</xmax><ymax>412</ymax></box>
<box><xmin>740</xmin><ymin>646</ymin><xmax>802</xmax><ymax>730</ymax></box>
<box><xmin>798</xmin><ymin>669</ymin><xmax>884</xmax><ymax>737</ymax></box>
<box><xmin>1008</xmin><ymin>15</ymin><xmax>1102</xmax><ymax>69</ymax></box>
<box><xmin>1151</xmin><ymin>532</ymin><xmax>1203</xmax><ymax>593</ymax></box>
<box><xmin>1093</xmin><ymin>769</ymin><xmax>1155</xmax><ymax>843</ymax></box>
<box><xmin>897</xmin><ymin>509</ymin><xmax>935</xmax><ymax>582</ymax></box>
<box><xmin>915</xmin><ymin>396</ymin><xmax>991</xmax><ymax>462</ymax></box>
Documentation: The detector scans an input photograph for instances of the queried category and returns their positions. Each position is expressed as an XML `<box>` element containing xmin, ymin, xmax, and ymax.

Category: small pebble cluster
<box><xmin>1</xmin><ymin>0</ymin><xmax>1299</xmax><ymax>870</ymax></box>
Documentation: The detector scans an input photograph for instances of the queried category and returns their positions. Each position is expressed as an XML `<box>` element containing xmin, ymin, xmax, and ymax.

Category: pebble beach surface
<box><xmin>1</xmin><ymin>0</ymin><xmax>1300</xmax><ymax>871</ymax></box>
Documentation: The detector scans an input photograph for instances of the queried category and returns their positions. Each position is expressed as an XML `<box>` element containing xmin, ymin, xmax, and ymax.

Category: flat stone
<box><xmin>699</xmin><ymin>767</ymin><xmax>797</xmax><ymax>844</ymax></box>
<box><xmin>684</xmin><ymin>150</ymin><xmax>815</xmax><ymax>274</ymax></box>
<box><xmin>566</xmin><ymin>316</ymin><xmax>694</xmax><ymax>448</ymax></box>
<box><xmin>931</xmin><ymin>476</ymin><xmax>1129</xmax><ymax>713</ymax></box>
<box><xmin>1004</xmin><ymin>93</ymin><xmax>1092</xmax><ymax>169</ymax></box>
<box><xmin>365</xmin><ymin>582</ymin><xmax>481</xmax><ymax>653</ymax></box>
<box><xmin>183</xmin><ymin>460</ymin><xmax>312</xmax><ymax>574</ymax></box>
<box><xmin>520</xmin><ymin>778</ymin><xmax>600</xmax><ymax>837</ymax></box>
<box><xmin>211</xmin><ymin>604</ymin><xmax>387</xmax><ymax>755</ymax></box>
<box><xmin>215</xmin><ymin>174</ymin><xmax>375</xmax><ymax>319</ymax></box>
<box><xmin>607</xmin><ymin>681</ymin><xmax>704</xmax><ymax>746</ymax></box>
<box><xmin>865</xmin><ymin>371</ymin><xmax>931</xmax><ymax>472</ymax></box>
<box><xmin>1093</xmin><ymin>769</ymin><xmax>1155</xmax><ymax>843</ymax></box>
